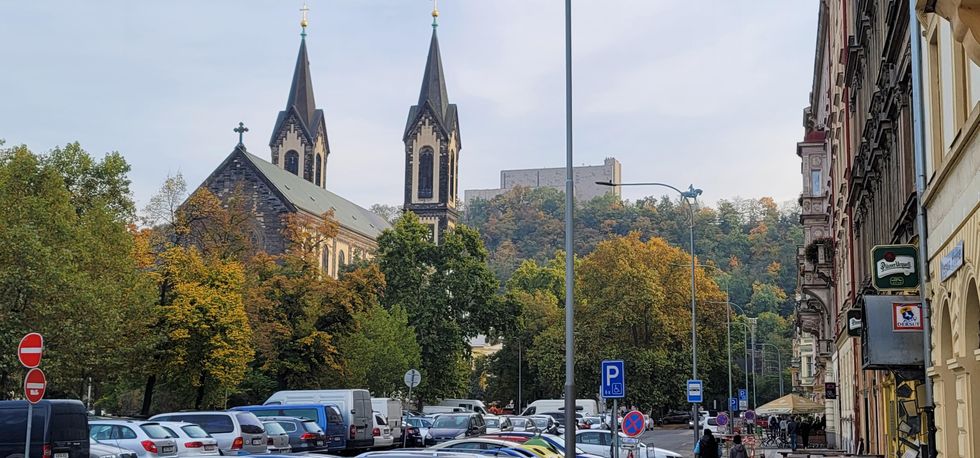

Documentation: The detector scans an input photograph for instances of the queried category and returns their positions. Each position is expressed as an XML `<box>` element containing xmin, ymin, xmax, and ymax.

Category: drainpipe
<box><xmin>905</xmin><ymin>2</ymin><xmax>936</xmax><ymax>457</ymax></box>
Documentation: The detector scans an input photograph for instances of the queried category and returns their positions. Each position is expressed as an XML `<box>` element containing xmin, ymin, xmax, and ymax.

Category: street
<box><xmin>640</xmin><ymin>425</ymin><xmax>696</xmax><ymax>458</ymax></box>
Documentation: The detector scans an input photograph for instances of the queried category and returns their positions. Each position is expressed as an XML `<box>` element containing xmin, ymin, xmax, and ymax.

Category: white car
<box><xmin>89</xmin><ymin>420</ymin><xmax>179</xmax><ymax>458</ymax></box>
<box><xmin>569</xmin><ymin>430</ymin><xmax>682</xmax><ymax>458</ymax></box>
<box><xmin>154</xmin><ymin>422</ymin><xmax>220</xmax><ymax>456</ymax></box>
<box><xmin>89</xmin><ymin>438</ymin><xmax>138</xmax><ymax>458</ymax></box>
<box><xmin>372</xmin><ymin>411</ymin><xmax>394</xmax><ymax>448</ymax></box>
<box><xmin>484</xmin><ymin>415</ymin><xmax>513</xmax><ymax>434</ymax></box>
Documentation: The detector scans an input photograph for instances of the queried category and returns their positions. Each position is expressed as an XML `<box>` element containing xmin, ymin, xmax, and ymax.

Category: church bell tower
<box><xmin>270</xmin><ymin>5</ymin><xmax>330</xmax><ymax>189</ymax></box>
<box><xmin>403</xmin><ymin>4</ymin><xmax>460</xmax><ymax>243</ymax></box>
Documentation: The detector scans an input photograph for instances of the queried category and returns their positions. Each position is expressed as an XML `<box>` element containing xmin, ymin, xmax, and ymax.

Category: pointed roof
<box><xmin>405</xmin><ymin>29</ymin><xmax>458</xmax><ymax>141</ymax></box>
<box><xmin>270</xmin><ymin>37</ymin><xmax>325</xmax><ymax>146</ymax></box>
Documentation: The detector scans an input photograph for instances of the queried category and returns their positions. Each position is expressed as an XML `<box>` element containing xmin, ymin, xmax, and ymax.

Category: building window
<box><xmin>810</xmin><ymin>170</ymin><xmax>822</xmax><ymax>196</ymax></box>
<box><xmin>315</xmin><ymin>153</ymin><xmax>323</xmax><ymax>186</ymax></box>
<box><xmin>418</xmin><ymin>147</ymin><xmax>434</xmax><ymax>199</ymax></box>
<box><xmin>321</xmin><ymin>246</ymin><xmax>330</xmax><ymax>274</ymax></box>
<box><xmin>285</xmin><ymin>150</ymin><xmax>300</xmax><ymax>175</ymax></box>
<box><xmin>338</xmin><ymin>250</ymin><xmax>346</xmax><ymax>267</ymax></box>
<box><xmin>426</xmin><ymin>224</ymin><xmax>436</xmax><ymax>242</ymax></box>
<box><xmin>939</xmin><ymin>20</ymin><xmax>956</xmax><ymax>149</ymax></box>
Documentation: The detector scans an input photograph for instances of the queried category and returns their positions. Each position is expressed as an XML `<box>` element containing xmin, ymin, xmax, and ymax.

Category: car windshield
<box><xmin>485</xmin><ymin>418</ymin><xmax>500</xmax><ymax>427</ymax></box>
<box><xmin>531</xmin><ymin>418</ymin><xmax>549</xmax><ymax>428</ymax></box>
<box><xmin>510</xmin><ymin>418</ymin><xmax>528</xmax><ymax>427</ymax></box>
<box><xmin>264</xmin><ymin>422</ymin><xmax>286</xmax><ymax>435</ymax></box>
<box><xmin>432</xmin><ymin>416</ymin><xmax>470</xmax><ymax>429</ymax></box>
<box><xmin>141</xmin><ymin>424</ymin><xmax>173</xmax><ymax>439</ymax></box>
<box><xmin>180</xmin><ymin>425</ymin><xmax>210</xmax><ymax>438</ymax></box>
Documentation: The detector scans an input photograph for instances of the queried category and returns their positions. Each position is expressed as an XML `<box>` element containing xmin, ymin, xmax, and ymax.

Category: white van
<box><xmin>264</xmin><ymin>389</ymin><xmax>374</xmax><ymax>450</ymax></box>
<box><xmin>520</xmin><ymin>399</ymin><xmax>599</xmax><ymax>417</ymax></box>
<box><xmin>422</xmin><ymin>405</ymin><xmax>465</xmax><ymax>415</ymax></box>
<box><xmin>438</xmin><ymin>399</ymin><xmax>488</xmax><ymax>415</ymax></box>
<box><xmin>372</xmin><ymin>398</ymin><xmax>403</xmax><ymax>441</ymax></box>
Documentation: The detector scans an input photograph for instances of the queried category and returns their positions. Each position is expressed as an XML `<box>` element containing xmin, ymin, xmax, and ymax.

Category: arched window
<box><xmin>285</xmin><ymin>150</ymin><xmax>299</xmax><ymax>175</ymax></box>
<box><xmin>418</xmin><ymin>147</ymin><xmax>434</xmax><ymax>198</ymax></box>
<box><xmin>338</xmin><ymin>250</ymin><xmax>346</xmax><ymax>267</ymax></box>
<box><xmin>321</xmin><ymin>246</ymin><xmax>330</xmax><ymax>274</ymax></box>
<box><xmin>315</xmin><ymin>154</ymin><xmax>323</xmax><ymax>186</ymax></box>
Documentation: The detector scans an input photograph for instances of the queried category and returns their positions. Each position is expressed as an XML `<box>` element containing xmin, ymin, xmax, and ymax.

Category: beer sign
<box><xmin>871</xmin><ymin>245</ymin><xmax>919</xmax><ymax>291</ymax></box>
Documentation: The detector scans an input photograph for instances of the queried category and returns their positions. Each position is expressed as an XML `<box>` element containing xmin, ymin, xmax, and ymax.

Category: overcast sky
<box><xmin>1</xmin><ymin>1</ymin><xmax>816</xmax><ymax>211</ymax></box>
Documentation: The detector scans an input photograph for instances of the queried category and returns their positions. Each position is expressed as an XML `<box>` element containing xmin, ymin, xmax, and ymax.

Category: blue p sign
<box><xmin>730</xmin><ymin>397</ymin><xmax>738</xmax><ymax>412</ymax></box>
<box><xmin>601</xmin><ymin>360</ymin><xmax>625</xmax><ymax>399</ymax></box>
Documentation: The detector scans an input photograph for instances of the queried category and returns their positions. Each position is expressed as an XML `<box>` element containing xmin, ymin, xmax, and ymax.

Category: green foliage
<box><xmin>337</xmin><ymin>304</ymin><xmax>421</xmax><ymax>397</ymax></box>
<box><xmin>376</xmin><ymin>212</ymin><xmax>508</xmax><ymax>402</ymax></box>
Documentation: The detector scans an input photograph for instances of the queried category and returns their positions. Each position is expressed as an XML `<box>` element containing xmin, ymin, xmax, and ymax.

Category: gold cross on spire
<box><xmin>431</xmin><ymin>0</ymin><xmax>440</xmax><ymax>28</ymax></box>
<box><xmin>300</xmin><ymin>2</ymin><xmax>310</xmax><ymax>37</ymax></box>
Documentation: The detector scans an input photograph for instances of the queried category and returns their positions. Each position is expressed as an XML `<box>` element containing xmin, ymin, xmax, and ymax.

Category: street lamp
<box><xmin>759</xmin><ymin>342</ymin><xmax>785</xmax><ymax>397</ymax></box>
<box><xmin>732</xmin><ymin>321</ymin><xmax>752</xmax><ymax>409</ymax></box>
<box><xmin>597</xmin><ymin>180</ymin><xmax>702</xmax><ymax>443</ymax></box>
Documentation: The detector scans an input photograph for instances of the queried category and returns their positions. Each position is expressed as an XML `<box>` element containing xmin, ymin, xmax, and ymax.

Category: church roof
<box><xmin>235</xmin><ymin>146</ymin><xmax>391</xmax><ymax>239</ymax></box>
<box><xmin>271</xmin><ymin>37</ymin><xmax>325</xmax><ymax>145</ymax></box>
<box><xmin>404</xmin><ymin>29</ymin><xmax>458</xmax><ymax>140</ymax></box>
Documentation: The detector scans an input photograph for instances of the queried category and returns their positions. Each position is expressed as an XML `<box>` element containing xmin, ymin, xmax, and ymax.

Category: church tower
<box><xmin>403</xmin><ymin>6</ymin><xmax>460</xmax><ymax>242</ymax></box>
<box><xmin>270</xmin><ymin>9</ymin><xmax>330</xmax><ymax>189</ymax></box>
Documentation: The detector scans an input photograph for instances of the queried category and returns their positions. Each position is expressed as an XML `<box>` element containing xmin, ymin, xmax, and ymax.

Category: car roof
<box><xmin>90</xmin><ymin>419</ymin><xmax>159</xmax><ymax>425</ymax></box>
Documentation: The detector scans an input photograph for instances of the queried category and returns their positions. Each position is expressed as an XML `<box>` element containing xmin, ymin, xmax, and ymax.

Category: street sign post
<box><xmin>403</xmin><ymin>369</ymin><xmax>421</xmax><ymax>448</ymax></box>
<box><xmin>686</xmin><ymin>380</ymin><xmax>703</xmax><ymax>403</ymax></box>
<box><xmin>24</xmin><ymin>368</ymin><xmax>46</xmax><ymax>403</ymax></box>
<box><xmin>743</xmin><ymin>410</ymin><xmax>756</xmax><ymax>422</ymax></box>
<box><xmin>601</xmin><ymin>360</ymin><xmax>625</xmax><ymax>398</ymax></box>
<box><xmin>18</xmin><ymin>333</ymin><xmax>43</xmax><ymax>368</ymax></box>
<box><xmin>729</xmin><ymin>397</ymin><xmax>737</xmax><ymax>412</ymax></box>
<box><xmin>716</xmin><ymin>412</ymin><xmax>729</xmax><ymax>427</ymax></box>
<box><xmin>621</xmin><ymin>411</ymin><xmax>645</xmax><ymax>437</ymax></box>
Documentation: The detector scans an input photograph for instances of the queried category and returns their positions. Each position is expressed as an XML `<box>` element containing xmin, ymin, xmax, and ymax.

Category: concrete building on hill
<box><xmin>463</xmin><ymin>157</ymin><xmax>622</xmax><ymax>207</ymax></box>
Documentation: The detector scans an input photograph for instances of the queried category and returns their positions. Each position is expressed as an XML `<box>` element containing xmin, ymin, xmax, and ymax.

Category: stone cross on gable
<box><xmin>234</xmin><ymin>122</ymin><xmax>249</xmax><ymax>146</ymax></box>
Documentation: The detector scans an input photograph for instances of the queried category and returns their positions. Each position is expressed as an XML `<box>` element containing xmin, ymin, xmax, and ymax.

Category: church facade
<box><xmin>191</xmin><ymin>13</ymin><xmax>462</xmax><ymax>277</ymax></box>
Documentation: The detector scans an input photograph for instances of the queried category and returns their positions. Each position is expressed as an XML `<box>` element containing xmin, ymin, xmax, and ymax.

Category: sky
<box><xmin>0</xmin><ymin>1</ymin><xmax>817</xmax><ymax>211</ymax></box>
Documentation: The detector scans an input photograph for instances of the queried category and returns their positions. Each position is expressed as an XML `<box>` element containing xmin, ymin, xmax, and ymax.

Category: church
<box><xmin>194</xmin><ymin>7</ymin><xmax>461</xmax><ymax>277</ymax></box>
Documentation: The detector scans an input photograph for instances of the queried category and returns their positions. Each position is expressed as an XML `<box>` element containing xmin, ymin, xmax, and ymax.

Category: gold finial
<box><xmin>431</xmin><ymin>0</ymin><xmax>439</xmax><ymax>27</ymax></box>
<box><xmin>300</xmin><ymin>2</ymin><xmax>310</xmax><ymax>35</ymax></box>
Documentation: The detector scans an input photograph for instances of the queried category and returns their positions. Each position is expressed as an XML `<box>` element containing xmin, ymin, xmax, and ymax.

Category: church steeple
<box><xmin>270</xmin><ymin>5</ymin><xmax>330</xmax><ymax>189</ymax></box>
<box><xmin>403</xmin><ymin>4</ymin><xmax>461</xmax><ymax>243</ymax></box>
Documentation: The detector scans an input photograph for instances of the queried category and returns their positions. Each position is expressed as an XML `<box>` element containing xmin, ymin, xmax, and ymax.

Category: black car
<box><xmin>0</xmin><ymin>400</ymin><xmax>90</xmax><ymax>458</ymax></box>
<box><xmin>400</xmin><ymin>421</ymin><xmax>423</xmax><ymax>447</ymax></box>
<box><xmin>425</xmin><ymin>413</ymin><xmax>486</xmax><ymax>445</ymax></box>
<box><xmin>658</xmin><ymin>410</ymin><xmax>691</xmax><ymax>425</ymax></box>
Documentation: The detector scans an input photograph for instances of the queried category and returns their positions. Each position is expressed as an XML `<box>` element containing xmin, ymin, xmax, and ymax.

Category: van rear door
<box><xmin>351</xmin><ymin>392</ymin><xmax>373</xmax><ymax>448</ymax></box>
<box><xmin>48</xmin><ymin>404</ymin><xmax>89</xmax><ymax>458</ymax></box>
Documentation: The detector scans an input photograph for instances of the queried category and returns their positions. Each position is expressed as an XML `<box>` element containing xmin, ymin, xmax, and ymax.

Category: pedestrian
<box><xmin>787</xmin><ymin>416</ymin><xmax>798</xmax><ymax>451</ymax></box>
<box><xmin>729</xmin><ymin>435</ymin><xmax>748</xmax><ymax>458</ymax></box>
<box><xmin>769</xmin><ymin>415</ymin><xmax>779</xmax><ymax>438</ymax></box>
<box><xmin>800</xmin><ymin>416</ymin><xmax>811</xmax><ymax>449</ymax></box>
<box><xmin>694</xmin><ymin>428</ymin><xmax>720</xmax><ymax>458</ymax></box>
<box><xmin>779</xmin><ymin>416</ymin><xmax>788</xmax><ymax>440</ymax></box>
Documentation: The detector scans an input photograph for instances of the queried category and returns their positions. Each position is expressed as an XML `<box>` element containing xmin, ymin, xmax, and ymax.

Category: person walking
<box><xmin>779</xmin><ymin>416</ymin><xmax>788</xmax><ymax>441</ymax></box>
<box><xmin>787</xmin><ymin>416</ymin><xmax>798</xmax><ymax>451</ymax></box>
<box><xmin>800</xmin><ymin>416</ymin><xmax>812</xmax><ymax>449</ymax></box>
<box><xmin>729</xmin><ymin>435</ymin><xmax>748</xmax><ymax>458</ymax></box>
<box><xmin>694</xmin><ymin>428</ymin><xmax>720</xmax><ymax>458</ymax></box>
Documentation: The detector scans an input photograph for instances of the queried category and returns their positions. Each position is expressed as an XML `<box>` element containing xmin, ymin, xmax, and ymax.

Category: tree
<box><xmin>370</xmin><ymin>204</ymin><xmax>402</xmax><ymax>225</ymax></box>
<box><xmin>337</xmin><ymin>304</ymin><xmax>421</xmax><ymax>396</ymax></box>
<box><xmin>376</xmin><ymin>212</ymin><xmax>507</xmax><ymax>402</ymax></box>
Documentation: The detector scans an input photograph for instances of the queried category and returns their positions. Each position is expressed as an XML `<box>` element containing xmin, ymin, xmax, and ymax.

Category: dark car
<box><xmin>425</xmin><ymin>413</ymin><xmax>486</xmax><ymax>445</ymax></box>
<box><xmin>400</xmin><ymin>421</ymin><xmax>422</xmax><ymax>447</ymax></box>
<box><xmin>657</xmin><ymin>410</ymin><xmax>690</xmax><ymax>425</ymax></box>
<box><xmin>0</xmin><ymin>400</ymin><xmax>90</xmax><ymax>458</ymax></box>
<box><xmin>258</xmin><ymin>416</ymin><xmax>328</xmax><ymax>452</ymax></box>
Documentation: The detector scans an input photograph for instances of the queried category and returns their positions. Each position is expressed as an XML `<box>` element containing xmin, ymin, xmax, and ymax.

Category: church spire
<box><xmin>416</xmin><ymin>26</ymin><xmax>450</xmax><ymax>127</ymax></box>
<box><xmin>285</xmin><ymin>35</ymin><xmax>317</xmax><ymax>131</ymax></box>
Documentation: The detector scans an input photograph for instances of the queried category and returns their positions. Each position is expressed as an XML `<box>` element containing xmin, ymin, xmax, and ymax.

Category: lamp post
<box><xmin>597</xmin><ymin>180</ymin><xmax>702</xmax><ymax>443</ymax></box>
<box><xmin>759</xmin><ymin>342</ymin><xmax>784</xmax><ymax>397</ymax></box>
<box><xmin>732</xmin><ymin>321</ymin><xmax>752</xmax><ymax>410</ymax></box>
<box><xmin>562</xmin><ymin>1</ymin><xmax>576</xmax><ymax>456</ymax></box>
<box><xmin>707</xmin><ymin>298</ymin><xmax>752</xmax><ymax>433</ymax></box>
<box><xmin>749</xmin><ymin>317</ymin><xmax>758</xmax><ymax>409</ymax></box>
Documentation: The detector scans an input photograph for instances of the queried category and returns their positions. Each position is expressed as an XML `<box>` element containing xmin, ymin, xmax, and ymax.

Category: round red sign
<box><xmin>621</xmin><ymin>410</ymin><xmax>646</xmax><ymax>437</ymax></box>
<box><xmin>24</xmin><ymin>368</ymin><xmax>46</xmax><ymax>404</ymax></box>
<box><xmin>18</xmin><ymin>333</ymin><xmax>44</xmax><ymax>368</ymax></box>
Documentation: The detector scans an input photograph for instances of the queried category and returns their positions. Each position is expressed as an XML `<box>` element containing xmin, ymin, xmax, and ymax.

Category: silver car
<box><xmin>89</xmin><ymin>438</ymin><xmax>138</xmax><ymax>458</ymax></box>
<box><xmin>89</xmin><ymin>420</ymin><xmax>179</xmax><ymax>458</ymax></box>
<box><xmin>262</xmin><ymin>420</ymin><xmax>292</xmax><ymax>453</ymax></box>
<box><xmin>150</xmin><ymin>411</ymin><xmax>267</xmax><ymax>455</ymax></box>
<box><xmin>154</xmin><ymin>422</ymin><xmax>220</xmax><ymax>456</ymax></box>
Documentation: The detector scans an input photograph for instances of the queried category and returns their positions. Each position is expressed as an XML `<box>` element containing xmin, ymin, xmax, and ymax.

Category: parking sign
<box><xmin>601</xmin><ymin>360</ymin><xmax>625</xmax><ymax>398</ymax></box>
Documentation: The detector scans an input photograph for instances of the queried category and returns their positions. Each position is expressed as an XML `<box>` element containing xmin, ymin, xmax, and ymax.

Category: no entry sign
<box><xmin>18</xmin><ymin>333</ymin><xmax>43</xmax><ymax>368</ymax></box>
<box><xmin>24</xmin><ymin>368</ymin><xmax>46</xmax><ymax>404</ymax></box>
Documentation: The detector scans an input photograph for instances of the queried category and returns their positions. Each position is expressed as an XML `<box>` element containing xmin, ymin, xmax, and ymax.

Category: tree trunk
<box><xmin>140</xmin><ymin>374</ymin><xmax>156</xmax><ymax>417</ymax></box>
<box><xmin>194</xmin><ymin>372</ymin><xmax>207</xmax><ymax>410</ymax></box>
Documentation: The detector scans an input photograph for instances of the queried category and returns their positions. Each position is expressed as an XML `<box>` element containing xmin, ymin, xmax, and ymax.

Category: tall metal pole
<box><xmin>689</xmin><ymin>203</ymin><xmax>699</xmax><ymax>444</ymax></box>
<box><xmin>518</xmin><ymin>340</ymin><xmax>523</xmax><ymax>414</ymax></box>
<box><xmin>726</xmin><ymin>298</ymin><xmax>733</xmax><ymax>433</ymax></box>
<box><xmin>24</xmin><ymin>403</ymin><xmax>33</xmax><ymax>458</ymax></box>
<box><xmin>562</xmin><ymin>1</ymin><xmax>576</xmax><ymax>456</ymax></box>
<box><xmin>907</xmin><ymin>3</ymin><xmax>935</xmax><ymax>457</ymax></box>
<box><xmin>750</xmin><ymin>318</ymin><xmax>757</xmax><ymax>409</ymax></box>
<box><xmin>761</xmin><ymin>343</ymin><xmax>784</xmax><ymax>397</ymax></box>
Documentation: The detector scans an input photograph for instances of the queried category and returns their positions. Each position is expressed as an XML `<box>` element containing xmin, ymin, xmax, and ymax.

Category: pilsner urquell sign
<box><xmin>870</xmin><ymin>244</ymin><xmax>919</xmax><ymax>291</ymax></box>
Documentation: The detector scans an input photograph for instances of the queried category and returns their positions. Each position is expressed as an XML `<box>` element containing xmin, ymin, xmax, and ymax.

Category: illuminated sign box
<box><xmin>861</xmin><ymin>295</ymin><xmax>924</xmax><ymax>370</ymax></box>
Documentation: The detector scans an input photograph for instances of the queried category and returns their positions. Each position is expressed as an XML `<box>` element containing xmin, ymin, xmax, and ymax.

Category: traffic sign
<box><xmin>738</xmin><ymin>388</ymin><xmax>747</xmax><ymax>401</ymax></box>
<box><xmin>729</xmin><ymin>397</ymin><xmax>737</xmax><ymax>412</ymax></box>
<box><xmin>404</xmin><ymin>369</ymin><xmax>421</xmax><ymax>388</ymax></box>
<box><xmin>601</xmin><ymin>360</ymin><xmax>625</xmax><ymax>399</ymax></box>
<box><xmin>24</xmin><ymin>368</ymin><xmax>46</xmax><ymax>404</ymax></box>
<box><xmin>686</xmin><ymin>380</ymin><xmax>703</xmax><ymax>403</ymax></box>
<box><xmin>743</xmin><ymin>410</ymin><xmax>756</xmax><ymax>422</ymax></box>
<box><xmin>18</xmin><ymin>333</ymin><xmax>43</xmax><ymax>368</ymax></box>
<box><xmin>621</xmin><ymin>410</ymin><xmax>645</xmax><ymax>437</ymax></box>
<box><xmin>739</xmin><ymin>399</ymin><xmax>748</xmax><ymax>410</ymax></box>
<box><xmin>716</xmin><ymin>412</ymin><xmax>729</xmax><ymax>427</ymax></box>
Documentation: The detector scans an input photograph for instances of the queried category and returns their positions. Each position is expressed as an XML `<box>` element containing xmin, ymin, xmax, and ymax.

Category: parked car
<box><xmin>258</xmin><ymin>416</ymin><xmax>328</xmax><ymax>452</ymax></box>
<box><xmin>153</xmin><ymin>421</ymin><xmax>219</xmax><ymax>456</ymax></box>
<box><xmin>480</xmin><ymin>433</ymin><xmax>601</xmax><ymax>458</ymax></box>
<box><xmin>232</xmin><ymin>403</ymin><xmax>347</xmax><ymax>452</ymax></box>
<box><xmin>89</xmin><ymin>420</ymin><xmax>179</xmax><ymax>458</ymax></box>
<box><xmin>149</xmin><ymin>411</ymin><xmax>267</xmax><ymax>455</ymax></box>
<box><xmin>484</xmin><ymin>415</ymin><xmax>513</xmax><ymax>434</ymax></box>
<box><xmin>579</xmin><ymin>416</ymin><xmax>608</xmax><ymax>430</ymax></box>
<box><xmin>437</xmin><ymin>399</ymin><xmax>489</xmax><ymax>415</ymax></box>
<box><xmin>372</xmin><ymin>411</ymin><xmax>394</xmax><ymax>448</ymax></box>
<box><xmin>372</xmin><ymin>398</ymin><xmax>403</xmax><ymax>442</ymax></box>
<box><xmin>263</xmin><ymin>389</ymin><xmax>373</xmax><ymax>450</ymax></box>
<box><xmin>425</xmin><ymin>412</ymin><xmax>486</xmax><ymax>445</ymax></box>
<box><xmin>404</xmin><ymin>417</ymin><xmax>433</xmax><ymax>441</ymax></box>
<box><xmin>568</xmin><ymin>430</ymin><xmax>681</xmax><ymax>458</ymax></box>
<box><xmin>656</xmin><ymin>411</ymin><xmax>689</xmax><ymax>425</ymax></box>
<box><xmin>400</xmin><ymin>420</ymin><xmax>423</xmax><ymax>447</ymax></box>
<box><xmin>528</xmin><ymin>416</ymin><xmax>560</xmax><ymax>435</ymax></box>
<box><xmin>520</xmin><ymin>400</ymin><xmax>598</xmax><ymax>417</ymax></box>
<box><xmin>261</xmin><ymin>420</ymin><xmax>292</xmax><ymax>453</ymax></box>
<box><xmin>0</xmin><ymin>400</ymin><xmax>89</xmax><ymax>458</ymax></box>
<box><xmin>90</xmin><ymin>438</ymin><xmax>138</xmax><ymax>458</ymax></box>
<box><xmin>539</xmin><ymin>412</ymin><xmax>582</xmax><ymax>434</ymax></box>
<box><xmin>507</xmin><ymin>416</ymin><xmax>540</xmax><ymax>433</ymax></box>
